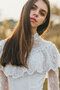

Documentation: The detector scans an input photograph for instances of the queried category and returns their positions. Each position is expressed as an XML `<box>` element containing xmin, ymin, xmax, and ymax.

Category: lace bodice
<box><xmin>0</xmin><ymin>32</ymin><xmax>60</xmax><ymax>90</ymax></box>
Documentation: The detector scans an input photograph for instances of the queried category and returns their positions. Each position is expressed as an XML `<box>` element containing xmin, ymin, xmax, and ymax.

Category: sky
<box><xmin>0</xmin><ymin>0</ymin><xmax>60</xmax><ymax>21</ymax></box>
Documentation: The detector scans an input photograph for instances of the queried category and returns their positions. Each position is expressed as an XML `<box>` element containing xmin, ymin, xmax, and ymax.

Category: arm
<box><xmin>48</xmin><ymin>69</ymin><xmax>59</xmax><ymax>90</ymax></box>
<box><xmin>0</xmin><ymin>70</ymin><xmax>9</xmax><ymax>90</ymax></box>
<box><xmin>47</xmin><ymin>42</ymin><xmax>60</xmax><ymax>90</ymax></box>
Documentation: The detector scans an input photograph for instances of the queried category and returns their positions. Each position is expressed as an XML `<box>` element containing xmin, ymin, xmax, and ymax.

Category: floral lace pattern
<box><xmin>0</xmin><ymin>33</ymin><xmax>60</xmax><ymax>79</ymax></box>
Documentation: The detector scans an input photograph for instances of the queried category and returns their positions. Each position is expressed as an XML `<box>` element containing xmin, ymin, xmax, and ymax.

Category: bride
<box><xmin>0</xmin><ymin>0</ymin><xmax>60</xmax><ymax>90</ymax></box>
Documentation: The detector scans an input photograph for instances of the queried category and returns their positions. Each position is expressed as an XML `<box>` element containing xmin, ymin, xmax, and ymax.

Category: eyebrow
<box><xmin>33</xmin><ymin>3</ymin><xmax>37</xmax><ymax>7</ymax></box>
<box><xmin>33</xmin><ymin>4</ymin><xmax>47</xmax><ymax>14</ymax></box>
<box><xmin>40</xmin><ymin>9</ymin><xmax>47</xmax><ymax>14</ymax></box>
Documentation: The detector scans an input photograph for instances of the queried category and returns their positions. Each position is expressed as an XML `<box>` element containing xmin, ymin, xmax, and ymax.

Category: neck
<box><xmin>31</xmin><ymin>27</ymin><xmax>37</xmax><ymax>35</ymax></box>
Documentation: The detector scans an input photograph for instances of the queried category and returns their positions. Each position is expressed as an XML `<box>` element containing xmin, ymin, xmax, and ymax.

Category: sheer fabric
<box><xmin>0</xmin><ymin>32</ymin><xmax>60</xmax><ymax>90</ymax></box>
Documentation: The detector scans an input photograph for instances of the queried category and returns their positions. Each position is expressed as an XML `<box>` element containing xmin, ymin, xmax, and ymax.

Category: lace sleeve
<box><xmin>0</xmin><ymin>40</ymin><xmax>9</xmax><ymax>90</ymax></box>
<box><xmin>46</xmin><ymin>42</ymin><xmax>60</xmax><ymax>76</ymax></box>
<box><xmin>46</xmin><ymin>42</ymin><xmax>60</xmax><ymax>90</ymax></box>
<box><xmin>0</xmin><ymin>70</ymin><xmax>9</xmax><ymax>90</ymax></box>
<box><xmin>0</xmin><ymin>40</ymin><xmax>6</xmax><ymax>58</ymax></box>
<box><xmin>48</xmin><ymin>69</ymin><xmax>59</xmax><ymax>90</ymax></box>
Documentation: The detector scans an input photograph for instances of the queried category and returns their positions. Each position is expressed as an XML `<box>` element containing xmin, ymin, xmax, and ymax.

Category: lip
<box><xmin>30</xmin><ymin>18</ymin><xmax>37</xmax><ymax>22</ymax></box>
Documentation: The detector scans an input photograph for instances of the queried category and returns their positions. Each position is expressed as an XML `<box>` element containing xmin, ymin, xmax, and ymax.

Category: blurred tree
<box><xmin>51</xmin><ymin>5</ymin><xmax>60</xmax><ymax>15</ymax></box>
<box><xmin>0</xmin><ymin>19</ymin><xmax>17</xmax><ymax>40</ymax></box>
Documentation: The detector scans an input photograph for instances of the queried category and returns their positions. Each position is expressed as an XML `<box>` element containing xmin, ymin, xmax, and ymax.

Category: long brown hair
<box><xmin>0</xmin><ymin>0</ymin><xmax>50</xmax><ymax>68</ymax></box>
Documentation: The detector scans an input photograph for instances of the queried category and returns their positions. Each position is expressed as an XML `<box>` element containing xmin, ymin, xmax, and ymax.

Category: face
<box><xmin>30</xmin><ymin>0</ymin><xmax>48</xmax><ymax>28</ymax></box>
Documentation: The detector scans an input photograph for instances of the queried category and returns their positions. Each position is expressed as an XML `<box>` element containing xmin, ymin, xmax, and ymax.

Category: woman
<box><xmin>0</xmin><ymin>0</ymin><xmax>60</xmax><ymax>90</ymax></box>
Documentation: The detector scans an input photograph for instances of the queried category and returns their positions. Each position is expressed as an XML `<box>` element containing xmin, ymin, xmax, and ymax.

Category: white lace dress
<box><xmin>0</xmin><ymin>32</ymin><xmax>60</xmax><ymax>90</ymax></box>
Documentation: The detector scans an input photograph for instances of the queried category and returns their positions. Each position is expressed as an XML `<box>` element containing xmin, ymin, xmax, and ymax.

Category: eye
<box><xmin>40</xmin><ymin>12</ymin><xmax>45</xmax><ymax>16</ymax></box>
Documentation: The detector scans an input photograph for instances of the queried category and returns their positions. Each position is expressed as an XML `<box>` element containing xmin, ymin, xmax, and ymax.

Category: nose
<box><xmin>33</xmin><ymin>10</ymin><xmax>39</xmax><ymax>17</ymax></box>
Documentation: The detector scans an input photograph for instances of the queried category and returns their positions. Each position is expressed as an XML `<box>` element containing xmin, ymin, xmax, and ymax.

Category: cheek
<box><xmin>38</xmin><ymin>16</ymin><xmax>46</xmax><ymax>24</ymax></box>
<box><xmin>30</xmin><ymin>11</ymin><xmax>33</xmax><ymax>17</ymax></box>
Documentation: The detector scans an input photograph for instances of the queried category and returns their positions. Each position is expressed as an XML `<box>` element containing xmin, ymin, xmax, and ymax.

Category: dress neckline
<box><xmin>32</xmin><ymin>31</ymin><xmax>42</xmax><ymax>40</ymax></box>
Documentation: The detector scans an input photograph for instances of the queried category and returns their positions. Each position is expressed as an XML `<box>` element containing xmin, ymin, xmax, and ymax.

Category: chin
<box><xmin>31</xmin><ymin>24</ymin><xmax>37</xmax><ymax>28</ymax></box>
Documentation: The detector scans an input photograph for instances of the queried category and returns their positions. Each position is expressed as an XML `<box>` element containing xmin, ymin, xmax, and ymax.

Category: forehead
<box><xmin>34</xmin><ymin>0</ymin><xmax>48</xmax><ymax>12</ymax></box>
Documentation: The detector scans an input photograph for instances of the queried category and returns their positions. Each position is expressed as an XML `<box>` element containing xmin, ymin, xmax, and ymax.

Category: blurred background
<box><xmin>0</xmin><ymin>0</ymin><xmax>60</xmax><ymax>89</ymax></box>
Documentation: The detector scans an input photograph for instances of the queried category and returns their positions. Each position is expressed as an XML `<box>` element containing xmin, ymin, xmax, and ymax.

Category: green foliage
<box><xmin>43</xmin><ymin>79</ymin><xmax>48</xmax><ymax>90</ymax></box>
<box><xmin>51</xmin><ymin>5</ymin><xmax>60</xmax><ymax>15</ymax></box>
<box><xmin>0</xmin><ymin>19</ymin><xmax>17</xmax><ymax>40</ymax></box>
<box><xmin>42</xmin><ymin>24</ymin><xmax>60</xmax><ymax>52</ymax></box>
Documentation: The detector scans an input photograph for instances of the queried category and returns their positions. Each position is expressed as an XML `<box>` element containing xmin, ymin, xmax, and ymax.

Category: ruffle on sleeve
<box><xmin>0</xmin><ymin>65</ymin><xmax>28</xmax><ymax>79</ymax></box>
<box><xmin>0</xmin><ymin>45</ymin><xmax>46</xmax><ymax>79</ymax></box>
<box><xmin>0</xmin><ymin>40</ymin><xmax>59</xmax><ymax>79</ymax></box>
<box><xmin>46</xmin><ymin>42</ymin><xmax>60</xmax><ymax>76</ymax></box>
<box><xmin>0</xmin><ymin>49</ymin><xmax>46</xmax><ymax>79</ymax></box>
<box><xmin>0</xmin><ymin>38</ymin><xmax>46</xmax><ymax>79</ymax></box>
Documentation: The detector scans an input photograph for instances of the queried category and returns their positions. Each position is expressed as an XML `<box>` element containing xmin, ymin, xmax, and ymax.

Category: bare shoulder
<box><xmin>0</xmin><ymin>70</ymin><xmax>9</xmax><ymax>90</ymax></box>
